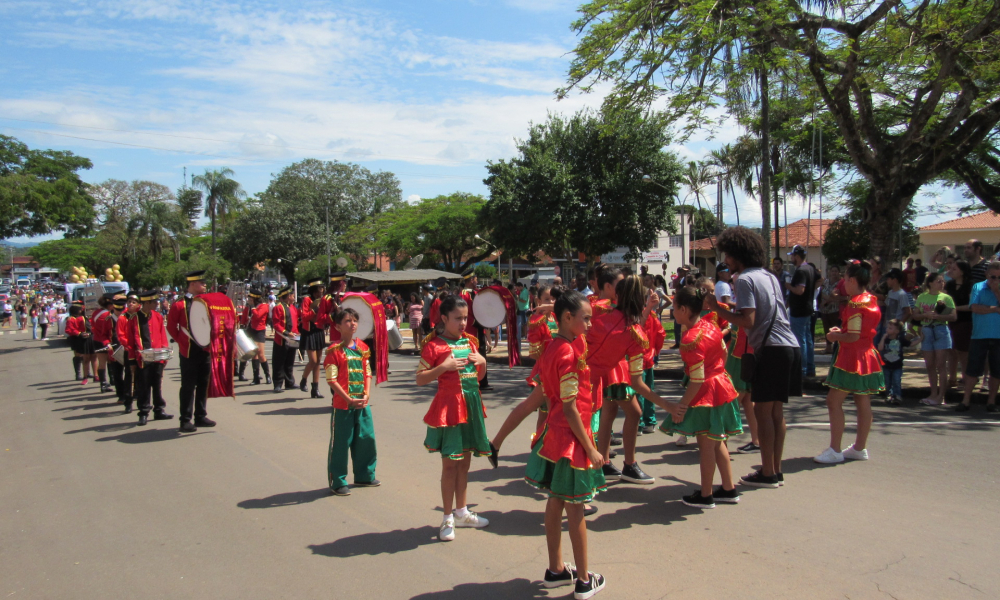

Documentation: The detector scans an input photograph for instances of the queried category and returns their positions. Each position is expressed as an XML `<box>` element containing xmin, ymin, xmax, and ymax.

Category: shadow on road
<box><xmin>243</xmin><ymin>397</ymin><xmax>299</xmax><ymax>405</ymax></box>
<box><xmin>61</xmin><ymin>409</ymin><xmax>127</xmax><ymax>421</ymax></box>
<box><xmin>409</xmin><ymin>578</ymin><xmax>547</xmax><ymax>599</ymax></box>
<box><xmin>95</xmin><ymin>429</ymin><xmax>211</xmax><ymax>443</ymax></box>
<box><xmin>257</xmin><ymin>406</ymin><xmax>331</xmax><ymax>416</ymax></box>
<box><xmin>308</xmin><ymin>525</ymin><xmax>438</xmax><ymax>557</ymax></box>
<box><xmin>238</xmin><ymin>488</ymin><xmax>330</xmax><ymax>509</ymax></box>
<box><xmin>65</xmin><ymin>422</ymin><xmax>136</xmax><ymax>434</ymax></box>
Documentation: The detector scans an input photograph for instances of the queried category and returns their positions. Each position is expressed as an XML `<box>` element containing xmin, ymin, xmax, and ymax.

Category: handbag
<box><xmin>740</xmin><ymin>274</ymin><xmax>780</xmax><ymax>382</ymax></box>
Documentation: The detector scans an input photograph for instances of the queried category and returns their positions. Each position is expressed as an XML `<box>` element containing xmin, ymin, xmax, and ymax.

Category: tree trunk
<box><xmin>759</xmin><ymin>64</ymin><xmax>771</xmax><ymax>259</ymax></box>
<box><xmin>865</xmin><ymin>188</ymin><xmax>912</xmax><ymax>262</ymax></box>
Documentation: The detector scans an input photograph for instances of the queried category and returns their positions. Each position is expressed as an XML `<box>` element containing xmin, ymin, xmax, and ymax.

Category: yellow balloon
<box><xmin>69</xmin><ymin>274</ymin><xmax>79</xmax><ymax>282</ymax></box>
<box><xmin>116</xmin><ymin>275</ymin><xmax>124</xmax><ymax>282</ymax></box>
<box><xmin>112</xmin><ymin>264</ymin><xmax>120</xmax><ymax>271</ymax></box>
<box><xmin>105</xmin><ymin>268</ymin><xmax>114</xmax><ymax>276</ymax></box>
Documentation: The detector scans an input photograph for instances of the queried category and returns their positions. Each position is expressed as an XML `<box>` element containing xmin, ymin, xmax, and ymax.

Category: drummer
<box><xmin>271</xmin><ymin>285</ymin><xmax>299</xmax><ymax>393</ymax></box>
<box><xmin>108</xmin><ymin>294</ymin><xmax>129</xmax><ymax>407</ymax></box>
<box><xmin>119</xmin><ymin>293</ymin><xmax>140</xmax><ymax>414</ymax></box>
<box><xmin>91</xmin><ymin>293</ymin><xmax>116</xmax><ymax>394</ymax></box>
<box><xmin>166</xmin><ymin>270</ymin><xmax>215</xmax><ymax>433</ymax></box>
<box><xmin>299</xmin><ymin>278</ymin><xmax>326</xmax><ymax>398</ymax></box>
<box><xmin>460</xmin><ymin>269</ymin><xmax>493</xmax><ymax>392</ymax></box>
<box><xmin>245</xmin><ymin>288</ymin><xmax>272</xmax><ymax>386</ymax></box>
<box><xmin>128</xmin><ymin>289</ymin><xmax>173</xmax><ymax>427</ymax></box>
<box><xmin>320</xmin><ymin>271</ymin><xmax>348</xmax><ymax>345</ymax></box>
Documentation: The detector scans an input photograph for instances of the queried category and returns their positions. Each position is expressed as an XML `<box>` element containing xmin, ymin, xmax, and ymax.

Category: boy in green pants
<box><xmin>324</xmin><ymin>308</ymin><xmax>379</xmax><ymax>496</ymax></box>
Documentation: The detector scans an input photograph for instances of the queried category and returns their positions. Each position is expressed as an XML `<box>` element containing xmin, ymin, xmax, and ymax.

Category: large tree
<box><xmin>482</xmin><ymin>108</ymin><xmax>682</xmax><ymax>262</ymax></box>
<box><xmin>0</xmin><ymin>135</ymin><xmax>96</xmax><ymax>239</ymax></box>
<box><xmin>344</xmin><ymin>193</ymin><xmax>492</xmax><ymax>273</ymax></box>
<box><xmin>562</xmin><ymin>0</ymin><xmax>1000</xmax><ymax>258</ymax></box>
<box><xmin>192</xmin><ymin>168</ymin><xmax>246</xmax><ymax>256</ymax></box>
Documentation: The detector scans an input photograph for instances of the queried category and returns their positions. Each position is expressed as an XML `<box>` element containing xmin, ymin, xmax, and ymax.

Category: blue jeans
<box><xmin>884</xmin><ymin>367</ymin><xmax>903</xmax><ymax>399</ymax></box>
<box><xmin>517</xmin><ymin>311</ymin><xmax>528</xmax><ymax>340</ymax></box>
<box><xmin>790</xmin><ymin>315</ymin><xmax>815</xmax><ymax>376</ymax></box>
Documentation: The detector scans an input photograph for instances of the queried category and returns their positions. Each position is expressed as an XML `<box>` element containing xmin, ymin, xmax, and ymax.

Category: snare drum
<box><xmin>140</xmin><ymin>348</ymin><xmax>174</xmax><ymax>362</ymax></box>
<box><xmin>472</xmin><ymin>288</ymin><xmax>508</xmax><ymax>328</ymax></box>
<box><xmin>282</xmin><ymin>332</ymin><xmax>301</xmax><ymax>348</ymax></box>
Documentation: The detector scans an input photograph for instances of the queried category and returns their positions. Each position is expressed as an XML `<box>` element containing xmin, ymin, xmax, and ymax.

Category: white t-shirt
<box><xmin>715</xmin><ymin>281</ymin><xmax>733</xmax><ymax>302</ymax></box>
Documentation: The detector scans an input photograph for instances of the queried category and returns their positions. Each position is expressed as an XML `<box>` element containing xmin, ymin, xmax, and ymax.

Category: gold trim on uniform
<box><xmin>325</xmin><ymin>364</ymin><xmax>338</xmax><ymax>382</ymax></box>
<box><xmin>846</xmin><ymin>313</ymin><xmax>862</xmax><ymax>334</ymax></box>
<box><xmin>689</xmin><ymin>361</ymin><xmax>706</xmax><ymax>383</ymax></box>
<box><xmin>628</xmin><ymin>354</ymin><xmax>643</xmax><ymax>376</ymax></box>
<box><xmin>559</xmin><ymin>373</ymin><xmax>579</xmax><ymax>403</ymax></box>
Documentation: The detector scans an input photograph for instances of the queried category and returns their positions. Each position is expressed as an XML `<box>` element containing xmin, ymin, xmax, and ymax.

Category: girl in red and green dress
<box><xmin>416</xmin><ymin>295</ymin><xmax>491</xmax><ymax>542</ymax></box>
<box><xmin>524</xmin><ymin>290</ymin><xmax>606</xmax><ymax>596</ymax></box>
<box><xmin>814</xmin><ymin>260</ymin><xmax>884</xmax><ymax>465</ymax></box>
<box><xmin>661</xmin><ymin>285</ymin><xmax>742</xmax><ymax>509</ymax></box>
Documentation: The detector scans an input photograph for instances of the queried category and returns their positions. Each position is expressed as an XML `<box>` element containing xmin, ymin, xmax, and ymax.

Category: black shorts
<box><xmin>966</xmin><ymin>338</ymin><xmax>1000</xmax><ymax>378</ymax></box>
<box><xmin>247</xmin><ymin>328</ymin><xmax>267</xmax><ymax>343</ymax></box>
<box><xmin>750</xmin><ymin>345</ymin><xmax>802</xmax><ymax>404</ymax></box>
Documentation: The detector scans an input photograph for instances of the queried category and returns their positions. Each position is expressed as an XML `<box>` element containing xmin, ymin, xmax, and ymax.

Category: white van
<box><xmin>15</xmin><ymin>278</ymin><xmax>30</xmax><ymax>288</ymax></box>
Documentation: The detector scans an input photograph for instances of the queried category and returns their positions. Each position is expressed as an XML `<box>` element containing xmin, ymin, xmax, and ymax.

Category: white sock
<box><xmin>442</xmin><ymin>513</ymin><xmax>454</xmax><ymax>523</ymax></box>
<box><xmin>453</xmin><ymin>506</ymin><xmax>469</xmax><ymax>519</ymax></box>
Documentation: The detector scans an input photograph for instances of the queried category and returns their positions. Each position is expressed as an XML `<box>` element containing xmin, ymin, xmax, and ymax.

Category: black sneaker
<box><xmin>955</xmin><ymin>403</ymin><xmax>971</xmax><ymax>412</ymax></box>
<box><xmin>194</xmin><ymin>417</ymin><xmax>216</xmax><ymax>427</ymax></box>
<box><xmin>543</xmin><ymin>563</ymin><xmax>577</xmax><ymax>588</ymax></box>
<box><xmin>574</xmin><ymin>572</ymin><xmax>606</xmax><ymax>600</ymax></box>
<box><xmin>353</xmin><ymin>479</ymin><xmax>380</xmax><ymax>487</ymax></box>
<box><xmin>740</xmin><ymin>470</ymin><xmax>779</xmax><ymax>488</ymax></box>
<box><xmin>601</xmin><ymin>463</ymin><xmax>622</xmax><ymax>481</ymax></box>
<box><xmin>487</xmin><ymin>442</ymin><xmax>499</xmax><ymax>469</ymax></box>
<box><xmin>610</xmin><ymin>433</ymin><xmax>623</xmax><ymax>447</ymax></box>
<box><xmin>713</xmin><ymin>486</ymin><xmax>741</xmax><ymax>503</ymax></box>
<box><xmin>620</xmin><ymin>462</ymin><xmax>654</xmax><ymax>485</ymax></box>
<box><xmin>682</xmin><ymin>490</ymin><xmax>716</xmax><ymax>509</ymax></box>
<box><xmin>736</xmin><ymin>442</ymin><xmax>760</xmax><ymax>454</ymax></box>
<box><xmin>330</xmin><ymin>486</ymin><xmax>351</xmax><ymax>496</ymax></box>
<box><xmin>776</xmin><ymin>473</ymin><xmax>784</xmax><ymax>486</ymax></box>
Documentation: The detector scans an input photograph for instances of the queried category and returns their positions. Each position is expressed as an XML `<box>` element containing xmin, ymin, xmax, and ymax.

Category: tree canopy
<box><xmin>0</xmin><ymin>135</ymin><xmax>96</xmax><ymax>239</ymax></box>
<box><xmin>482</xmin><ymin>108</ymin><xmax>682</xmax><ymax>262</ymax></box>
<box><xmin>562</xmin><ymin>0</ymin><xmax>1000</xmax><ymax>258</ymax></box>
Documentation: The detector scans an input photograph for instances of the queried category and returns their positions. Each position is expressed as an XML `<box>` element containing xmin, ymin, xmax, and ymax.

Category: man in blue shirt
<box><xmin>958</xmin><ymin>261</ymin><xmax>1000</xmax><ymax>412</ymax></box>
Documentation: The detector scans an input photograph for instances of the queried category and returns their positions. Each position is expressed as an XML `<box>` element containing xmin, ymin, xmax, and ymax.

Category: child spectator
<box><xmin>877</xmin><ymin>319</ymin><xmax>912</xmax><ymax>405</ymax></box>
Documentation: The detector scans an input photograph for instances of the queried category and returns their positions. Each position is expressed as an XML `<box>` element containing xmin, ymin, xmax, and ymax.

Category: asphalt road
<box><xmin>2</xmin><ymin>332</ymin><xmax>998</xmax><ymax>600</ymax></box>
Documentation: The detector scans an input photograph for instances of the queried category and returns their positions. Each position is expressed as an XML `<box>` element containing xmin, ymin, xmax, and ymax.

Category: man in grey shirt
<box><xmin>706</xmin><ymin>226</ymin><xmax>801</xmax><ymax>490</ymax></box>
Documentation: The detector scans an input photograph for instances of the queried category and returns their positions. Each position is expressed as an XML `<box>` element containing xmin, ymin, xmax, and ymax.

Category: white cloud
<box><xmin>407</xmin><ymin>194</ymin><xmax>421</xmax><ymax>203</ymax></box>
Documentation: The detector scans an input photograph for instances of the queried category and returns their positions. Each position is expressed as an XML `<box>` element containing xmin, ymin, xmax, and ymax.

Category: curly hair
<box><xmin>716</xmin><ymin>226</ymin><xmax>767</xmax><ymax>269</ymax></box>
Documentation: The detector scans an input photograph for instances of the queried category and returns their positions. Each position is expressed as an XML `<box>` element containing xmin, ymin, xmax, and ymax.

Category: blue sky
<box><xmin>1</xmin><ymin>0</ymin><xmax>966</xmax><ymax>244</ymax></box>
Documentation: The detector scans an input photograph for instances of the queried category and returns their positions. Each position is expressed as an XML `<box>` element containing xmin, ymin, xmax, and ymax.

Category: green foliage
<box><xmin>192</xmin><ymin>167</ymin><xmax>246</xmax><ymax>254</ymax></box>
<box><xmin>219</xmin><ymin>199</ymin><xmax>325</xmax><ymax>287</ymax></box>
<box><xmin>483</xmin><ymin>108</ymin><xmax>682</xmax><ymax>261</ymax></box>
<box><xmin>344</xmin><ymin>192</ymin><xmax>491</xmax><ymax>273</ymax></box>
<box><xmin>0</xmin><ymin>135</ymin><xmax>96</xmax><ymax>239</ymax></box>
<box><xmin>29</xmin><ymin>238</ymin><xmax>102</xmax><ymax>273</ymax></box>
<box><xmin>474</xmin><ymin>264</ymin><xmax>498</xmax><ymax>281</ymax></box>
<box><xmin>175</xmin><ymin>186</ymin><xmax>203</xmax><ymax>229</ymax></box>
<box><xmin>562</xmin><ymin>0</ymin><xmax>1000</xmax><ymax>257</ymax></box>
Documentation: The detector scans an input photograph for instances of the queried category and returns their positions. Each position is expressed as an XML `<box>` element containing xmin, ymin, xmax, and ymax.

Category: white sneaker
<box><xmin>439</xmin><ymin>516</ymin><xmax>455</xmax><ymax>541</ymax></box>
<box><xmin>675</xmin><ymin>435</ymin><xmax>688</xmax><ymax>447</ymax></box>
<box><xmin>842</xmin><ymin>444</ymin><xmax>869</xmax><ymax>461</ymax></box>
<box><xmin>453</xmin><ymin>510</ymin><xmax>489</xmax><ymax>528</ymax></box>
<box><xmin>814</xmin><ymin>447</ymin><xmax>844</xmax><ymax>464</ymax></box>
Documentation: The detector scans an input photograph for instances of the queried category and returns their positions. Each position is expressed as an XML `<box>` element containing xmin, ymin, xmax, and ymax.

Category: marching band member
<box><xmin>271</xmin><ymin>285</ymin><xmax>299</xmax><ymax>393</ymax></box>
<box><xmin>319</xmin><ymin>271</ymin><xmax>347</xmax><ymax>345</ymax></box>
<box><xmin>460</xmin><ymin>269</ymin><xmax>492</xmax><ymax>392</ymax></box>
<box><xmin>65</xmin><ymin>301</ymin><xmax>92</xmax><ymax>383</ymax></box>
<box><xmin>91</xmin><ymin>294</ymin><xmax>116</xmax><ymax>394</ymax></box>
<box><xmin>119</xmin><ymin>293</ymin><xmax>140</xmax><ymax>413</ymax></box>
<box><xmin>107</xmin><ymin>294</ymin><xmax>129</xmax><ymax>406</ymax></box>
<box><xmin>128</xmin><ymin>290</ymin><xmax>173</xmax><ymax>426</ymax></box>
<box><xmin>299</xmin><ymin>278</ymin><xmax>327</xmax><ymax>398</ymax></box>
<box><xmin>244</xmin><ymin>288</ymin><xmax>271</xmax><ymax>386</ymax></box>
<box><xmin>166</xmin><ymin>270</ymin><xmax>215</xmax><ymax>433</ymax></box>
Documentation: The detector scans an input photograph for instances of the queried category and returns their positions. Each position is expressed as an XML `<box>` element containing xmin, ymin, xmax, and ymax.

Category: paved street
<box><xmin>2</xmin><ymin>332</ymin><xmax>998</xmax><ymax>600</ymax></box>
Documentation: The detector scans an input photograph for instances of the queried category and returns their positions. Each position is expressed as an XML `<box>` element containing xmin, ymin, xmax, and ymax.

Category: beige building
<box><xmin>918</xmin><ymin>211</ymin><xmax>1000</xmax><ymax>262</ymax></box>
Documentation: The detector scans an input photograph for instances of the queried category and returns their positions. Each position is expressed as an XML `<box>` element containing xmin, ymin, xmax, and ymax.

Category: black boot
<box><xmin>262</xmin><ymin>362</ymin><xmax>272</xmax><ymax>385</ymax></box>
<box><xmin>251</xmin><ymin>359</ymin><xmax>260</xmax><ymax>385</ymax></box>
<box><xmin>72</xmin><ymin>356</ymin><xmax>82</xmax><ymax>380</ymax></box>
<box><xmin>237</xmin><ymin>361</ymin><xmax>248</xmax><ymax>382</ymax></box>
<box><xmin>311</xmin><ymin>382</ymin><xmax>323</xmax><ymax>399</ymax></box>
<box><xmin>98</xmin><ymin>369</ymin><xmax>111</xmax><ymax>393</ymax></box>
<box><xmin>299</xmin><ymin>377</ymin><xmax>307</xmax><ymax>392</ymax></box>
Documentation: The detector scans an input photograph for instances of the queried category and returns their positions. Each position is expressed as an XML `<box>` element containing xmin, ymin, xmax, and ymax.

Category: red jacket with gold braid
<box><xmin>91</xmin><ymin>309</ymin><xmax>114</xmax><ymax>349</ymax></box>
<box><xmin>166</xmin><ymin>295</ymin><xmax>197</xmax><ymax>358</ymax></box>
<box><xmin>128</xmin><ymin>309</ymin><xmax>169</xmax><ymax>365</ymax></box>
<box><xmin>273</xmin><ymin>302</ymin><xmax>299</xmax><ymax>346</ymax></box>
<box><xmin>299</xmin><ymin>296</ymin><xmax>322</xmax><ymax>332</ymax></box>
<box><xmin>117</xmin><ymin>312</ymin><xmax>134</xmax><ymax>359</ymax></box>
<box><xmin>249</xmin><ymin>303</ymin><xmax>268</xmax><ymax>331</ymax></box>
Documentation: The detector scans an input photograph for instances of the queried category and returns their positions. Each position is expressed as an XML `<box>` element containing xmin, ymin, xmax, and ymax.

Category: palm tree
<box><xmin>682</xmin><ymin>161</ymin><xmax>720</xmax><ymax>261</ymax></box>
<box><xmin>192</xmin><ymin>168</ymin><xmax>246</xmax><ymax>255</ymax></box>
<box><xmin>134</xmin><ymin>199</ymin><xmax>187</xmax><ymax>267</ymax></box>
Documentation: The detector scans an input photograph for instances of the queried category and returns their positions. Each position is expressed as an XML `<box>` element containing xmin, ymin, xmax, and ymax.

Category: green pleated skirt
<box><xmin>524</xmin><ymin>430</ymin><xmax>607</xmax><ymax>504</ymax></box>
<box><xmin>659</xmin><ymin>400</ymin><xmax>744</xmax><ymax>442</ymax></box>
<box><xmin>826</xmin><ymin>366</ymin><xmax>885</xmax><ymax>395</ymax></box>
<box><xmin>424</xmin><ymin>392</ymin><xmax>492</xmax><ymax>460</ymax></box>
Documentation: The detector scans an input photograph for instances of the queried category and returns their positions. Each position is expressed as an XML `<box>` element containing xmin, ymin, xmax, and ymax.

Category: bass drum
<box><xmin>342</xmin><ymin>295</ymin><xmax>377</xmax><ymax>340</ymax></box>
<box><xmin>472</xmin><ymin>288</ymin><xmax>507</xmax><ymax>328</ymax></box>
<box><xmin>189</xmin><ymin>298</ymin><xmax>213</xmax><ymax>347</ymax></box>
<box><xmin>386</xmin><ymin>319</ymin><xmax>403</xmax><ymax>351</ymax></box>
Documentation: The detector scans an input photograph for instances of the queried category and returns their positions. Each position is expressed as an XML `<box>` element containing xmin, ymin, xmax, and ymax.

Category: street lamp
<box><xmin>474</xmin><ymin>234</ymin><xmax>501</xmax><ymax>282</ymax></box>
<box><xmin>642</xmin><ymin>174</ymin><xmax>691</xmax><ymax>266</ymax></box>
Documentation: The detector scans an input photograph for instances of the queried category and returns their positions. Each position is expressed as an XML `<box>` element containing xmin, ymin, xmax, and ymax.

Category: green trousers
<box><xmin>640</xmin><ymin>368</ymin><xmax>657</xmax><ymax>428</ymax></box>
<box><xmin>328</xmin><ymin>407</ymin><xmax>377</xmax><ymax>489</ymax></box>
